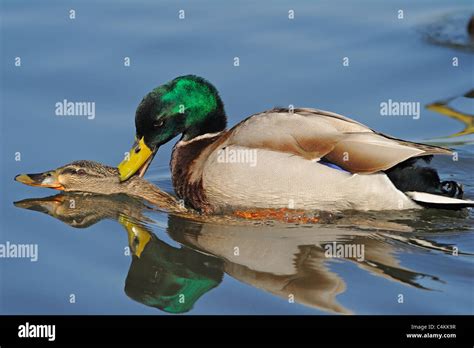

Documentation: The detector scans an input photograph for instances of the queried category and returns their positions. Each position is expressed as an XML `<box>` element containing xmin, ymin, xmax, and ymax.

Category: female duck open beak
<box><xmin>14</xmin><ymin>170</ymin><xmax>64</xmax><ymax>190</ymax></box>
<box><xmin>118</xmin><ymin>137</ymin><xmax>157</xmax><ymax>181</ymax></box>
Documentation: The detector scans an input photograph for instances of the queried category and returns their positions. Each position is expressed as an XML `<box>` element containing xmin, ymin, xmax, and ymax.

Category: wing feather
<box><xmin>222</xmin><ymin>108</ymin><xmax>452</xmax><ymax>173</ymax></box>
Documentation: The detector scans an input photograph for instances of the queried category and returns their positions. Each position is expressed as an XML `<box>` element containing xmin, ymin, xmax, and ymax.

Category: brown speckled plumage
<box><xmin>18</xmin><ymin>160</ymin><xmax>186</xmax><ymax>214</ymax></box>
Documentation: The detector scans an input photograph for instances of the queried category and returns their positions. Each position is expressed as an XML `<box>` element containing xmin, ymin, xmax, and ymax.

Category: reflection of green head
<box><xmin>124</xmin><ymin>234</ymin><xmax>223</xmax><ymax>314</ymax></box>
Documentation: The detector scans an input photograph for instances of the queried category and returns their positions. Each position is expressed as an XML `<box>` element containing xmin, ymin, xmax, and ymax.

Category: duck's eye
<box><xmin>77</xmin><ymin>169</ymin><xmax>86</xmax><ymax>176</ymax></box>
<box><xmin>62</xmin><ymin>168</ymin><xmax>77</xmax><ymax>175</ymax></box>
<box><xmin>153</xmin><ymin>119</ymin><xmax>165</xmax><ymax>128</ymax></box>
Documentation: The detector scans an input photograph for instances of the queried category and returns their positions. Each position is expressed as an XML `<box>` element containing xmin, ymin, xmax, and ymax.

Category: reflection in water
<box><xmin>15</xmin><ymin>193</ymin><xmax>223</xmax><ymax>314</ymax></box>
<box><xmin>121</xmin><ymin>220</ymin><xmax>223</xmax><ymax>314</ymax></box>
<box><xmin>421</xmin><ymin>11</ymin><xmax>474</xmax><ymax>52</ymax></box>
<box><xmin>15</xmin><ymin>192</ymin><xmax>469</xmax><ymax>314</ymax></box>
<box><xmin>15</xmin><ymin>193</ymin><xmax>153</xmax><ymax>228</ymax></box>
<box><xmin>469</xmin><ymin>15</ymin><xmax>474</xmax><ymax>38</ymax></box>
<box><xmin>426</xmin><ymin>89</ymin><xmax>474</xmax><ymax>145</ymax></box>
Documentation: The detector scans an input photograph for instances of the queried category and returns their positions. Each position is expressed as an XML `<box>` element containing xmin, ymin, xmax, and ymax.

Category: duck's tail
<box><xmin>405</xmin><ymin>191</ymin><xmax>474</xmax><ymax>209</ymax></box>
<box><xmin>385</xmin><ymin>157</ymin><xmax>473</xmax><ymax>209</ymax></box>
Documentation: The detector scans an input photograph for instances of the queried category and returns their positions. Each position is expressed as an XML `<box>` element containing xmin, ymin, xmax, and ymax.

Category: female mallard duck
<box><xmin>117</xmin><ymin>75</ymin><xmax>473</xmax><ymax>213</ymax></box>
<box><xmin>15</xmin><ymin>160</ymin><xmax>186</xmax><ymax>213</ymax></box>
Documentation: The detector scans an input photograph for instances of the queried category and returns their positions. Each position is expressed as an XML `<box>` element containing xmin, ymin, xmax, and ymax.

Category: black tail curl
<box><xmin>385</xmin><ymin>157</ymin><xmax>464</xmax><ymax>198</ymax></box>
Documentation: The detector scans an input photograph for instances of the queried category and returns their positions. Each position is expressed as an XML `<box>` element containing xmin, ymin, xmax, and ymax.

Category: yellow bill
<box><xmin>118</xmin><ymin>137</ymin><xmax>155</xmax><ymax>181</ymax></box>
<box><xmin>119</xmin><ymin>215</ymin><xmax>152</xmax><ymax>258</ymax></box>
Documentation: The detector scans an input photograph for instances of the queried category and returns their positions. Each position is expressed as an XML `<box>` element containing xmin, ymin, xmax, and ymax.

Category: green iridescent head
<box><xmin>118</xmin><ymin>75</ymin><xmax>227</xmax><ymax>180</ymax></box>
<box><xmin>138</xmin><ymin>75</ymin><xmax>226</xmax><ymax>146</ymax></box>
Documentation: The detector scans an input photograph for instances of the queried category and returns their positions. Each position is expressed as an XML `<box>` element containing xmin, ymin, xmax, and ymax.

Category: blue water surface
<box><xmin>1</xmin><ymin>0</ymin><xmax>473</xmax><ymax>315</ymax></box>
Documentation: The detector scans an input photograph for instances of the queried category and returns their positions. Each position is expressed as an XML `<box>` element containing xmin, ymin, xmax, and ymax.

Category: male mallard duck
<box><xmin>117</xmin><ymin>75</ymin><xmax>474</xmax><ymax>213</ymax></box>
